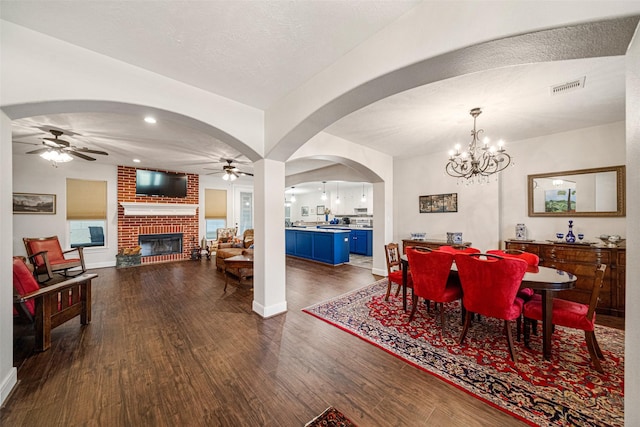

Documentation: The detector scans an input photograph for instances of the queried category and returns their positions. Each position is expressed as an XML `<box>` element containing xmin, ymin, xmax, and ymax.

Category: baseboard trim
<box><xmin>252</xmin><ymin>300</ymin><xmax>287</xmax><ymax>318</ymax></box>
<box><xmin>0</xmin><ymin>367</ymin><xmax>17</xmax><ymax>407</ymax></box>
<box><xmin>372</xmin><ymin>267</ymin><xmax>387</xmax><ymax>276</ymax></box>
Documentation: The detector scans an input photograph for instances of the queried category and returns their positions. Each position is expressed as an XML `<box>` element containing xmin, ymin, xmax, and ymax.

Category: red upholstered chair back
<box><xmin>24</xmin><ymin>236</ymin><xmax>65</xmax><ymax>267</ymax></box>
<box><xmin>406</xmin><ymin>247</ymin><xmax>454</xmax><ymax>301</ymax></box>
<box><xmin>487</xmin><ymin>249</ymin><xmax>539</xmax><ymax>267</ymax></box>
<box><xmin>13</xmin><ymin>256</ymin><xmax>41</xmax><ymax>316</ymax></box>
<box><xmin>454</xmin><ymin>254</ymin><xmax>528</xmax><ymax>320</ymax></box>
<box><xmin>439</xmin><ymin>245</ymin><xmax>481</xmax><ymax>255</ymax></box>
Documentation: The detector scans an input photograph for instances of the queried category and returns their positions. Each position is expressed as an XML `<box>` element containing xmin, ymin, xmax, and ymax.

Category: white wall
<box><xmin>12</xmin><ymin>155</ymin><xmax>119</xmax><ymax>268</ymax></box>
<box><xmin>501</xmin><ymin>122</ymin><xmax>625</xmax><ymax>243</ymax></box>
<box><xmin>394</xmin><ymin>121</ymin><xmax>625</xmax><ymax>252</ymax></box>
<box><xmin>287</xmin><ymin>184</ymin><xmax>373</xmax><ymax>223</ymax></box>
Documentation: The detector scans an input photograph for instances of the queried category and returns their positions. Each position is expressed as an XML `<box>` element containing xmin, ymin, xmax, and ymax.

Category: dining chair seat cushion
<box><xmin>517</xmin><ymin>287</ymin><xmax>535</xmax><ymax>300</ymax></box>
<box><xmin>524</xmin><ymin>296</ymin><xmax>595</xmax><ymax>332</ymax></box>
<box><xmin>388</xmin><ymin>270</ymin><xmax>412</xmax><ymax>287</ymax></box>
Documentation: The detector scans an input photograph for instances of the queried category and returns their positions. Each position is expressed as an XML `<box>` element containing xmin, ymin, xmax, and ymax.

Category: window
<box><xmin>205</xmin><ymin>188</ymin><xmax>227</xmax><ymax>239</ymax></box>
<box><xmin>239</xmin><ymin>191</ymin><xmax>253</xmax><ymax>235</ymax></box>
<box><xmin>67</xmin><ymin>179</ymin><xmax>107</xmax><ymax>248</ymax></box>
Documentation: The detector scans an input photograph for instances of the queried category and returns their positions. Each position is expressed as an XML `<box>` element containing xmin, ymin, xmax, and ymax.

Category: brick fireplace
<box><xmin>117</xmin><ymin>166</ymin><xmax>199</xmax><ymax>265</ymax></box>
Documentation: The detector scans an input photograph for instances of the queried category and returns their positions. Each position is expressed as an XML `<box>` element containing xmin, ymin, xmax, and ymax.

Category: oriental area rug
<box><xmin>305</xmin><ymin>406</ymin><xmax>357</xmax><ymax>427</ymax></box>
<box><xmin>303</xmin><ymin>279</ymin><xmax>624</xmax><ymax>427</ymax></box>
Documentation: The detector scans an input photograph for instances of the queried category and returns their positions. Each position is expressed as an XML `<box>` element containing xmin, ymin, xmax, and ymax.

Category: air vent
<box><xmin>550</xmin><ymin>77</ymin><xmax>586</xmax><ymax>95</ymax></box>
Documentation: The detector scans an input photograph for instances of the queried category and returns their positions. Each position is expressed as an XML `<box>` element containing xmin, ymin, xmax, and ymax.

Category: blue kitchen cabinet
<box><xmin>350</xmin><ymin>229</ymin><xmax>373</xmax><ymax>256</ymax></box>
<box><xmin>285</xmin><ymin>228</ymin><xmax>350</xmax><ymax>265</ymax></box>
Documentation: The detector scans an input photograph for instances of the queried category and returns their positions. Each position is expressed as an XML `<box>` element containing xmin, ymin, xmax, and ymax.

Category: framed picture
<box><xmin>317</xmin><ymin>205</ymin><xmax>325</xmax><ymax>216</ymax></box>
<box><xmin>301</xmin><ymin>206</ymin><xmax>309</xmax><ymax>216</ymax></box>
<box><xmin>419</xmin><ymin>193</ymin><xmax>457</xmax><ymax>213</ymax></box>
<box><xmin>13</xmin><ymin>193</ymin><xmax>56</xmax><ymax>214</ymax></box>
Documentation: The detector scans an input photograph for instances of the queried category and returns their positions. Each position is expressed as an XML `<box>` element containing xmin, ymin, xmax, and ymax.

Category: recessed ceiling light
<box><xmin>133</xmin><ymin>159</ymin><xmax>141</xmax><ymax>163</ymax></box>
<box><xmin>144</xmin><ymin>116</ymin><xmax>157</xmax><ymax>124</ymax></box>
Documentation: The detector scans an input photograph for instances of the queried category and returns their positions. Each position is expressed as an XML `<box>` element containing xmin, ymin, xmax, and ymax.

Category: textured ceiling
<box><xmin>0</xmin><ymin>0</ymin><xmax>420</xmax><ymax>109</ymax></box>
<box><xmin>1</xmin><ymin>2</ymin><xmax>633</xmax><ymax>193</ymax></box>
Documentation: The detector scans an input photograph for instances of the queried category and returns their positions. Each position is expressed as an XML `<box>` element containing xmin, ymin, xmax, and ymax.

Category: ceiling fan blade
<box><xmin>43</xmin><ymin>137</ymin><xmax>71</xmax><ymax>147</ymax></box>
<box><xmin>12</xmin><ymin>140</ymin><xmax>40</xmax><ymax>146</ymax></box>
<box><xmin>25</xmin><ymin>148</ymin><xmax>50</xmax><ymax>155</ymax></box>
<box><xmin>75</xmin><ymin>148</ymin><xmax>109</xmax><ymax>156</ymax></box>
<box><xmin>238</xmin><ymin>171</ymin><xmax>254</xmax><ymax>176</ymax></box>
<box><xmin>69</xmin><ymin>151</ymin><xmax>97</xmax><ymax>161</ymax></box>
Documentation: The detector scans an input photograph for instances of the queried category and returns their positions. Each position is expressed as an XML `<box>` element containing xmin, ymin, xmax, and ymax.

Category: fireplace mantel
<box><xmin>120</xmin><ymin>202</ymin><xmax>199</xmax><ymax>216</ymax></box>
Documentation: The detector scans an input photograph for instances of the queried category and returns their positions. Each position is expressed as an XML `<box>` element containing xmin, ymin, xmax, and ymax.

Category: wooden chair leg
<box><xmin>385</xmin><ymin>280</ymin><xmax>393</xmax><ymax>301</ymax></box>
<box><xmin>592</xmin><ymin>332</ymin><xmax>604</xmax><ymax>359</ymax></box>
<box><xmin>516</xmin><ymin>315</ymin><xmax>522</xmax><ymax>342</ymax></box>
<box><xmin>408</xmin><ymin>294</ymin><xmax>419</xmax><ymax>322</ymax></box>
<box><xmin>459</xmin><ymin>311</ymin><xmax>472</xmax><ymax>345</ymax></box>
<box><xmin>585</xmin><ymin>331</ymin><xmax>604</xmax><ymax>373</ymax></box>
<box><xmin>440</xmin><ymin>304</ymin><xmax>446</xmax><ymax>336</ymax></box>
<box><xmin>523</xmin><ymin>318</ymin><xmax>531</xmax><ymax>348</ymax></box>
<box><xmin>505</xmin><ymin>320</ymin><xmax>517</xmax><ymax>363</ymax></box>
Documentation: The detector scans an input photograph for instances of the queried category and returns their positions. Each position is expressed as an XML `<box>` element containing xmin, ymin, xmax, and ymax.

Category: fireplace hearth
<box><xmin>139</xmin><ymin>233</ymin><xmax>183</xmax><ymax>257</ymax></box>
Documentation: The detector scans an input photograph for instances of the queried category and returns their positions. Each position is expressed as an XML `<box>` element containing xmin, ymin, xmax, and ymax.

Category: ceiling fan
<box><xmin>25</xmin><ymin>129</ymin><xmax>109</xmax><ymax>163</ymax></box>
<box><xmin>206</xmin><ymin>158</ymin><xmax>253</xmax><ymax>181</ymax></box>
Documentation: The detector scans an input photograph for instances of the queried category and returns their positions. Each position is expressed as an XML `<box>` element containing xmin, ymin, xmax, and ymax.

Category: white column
<box><xmin>625</xmin><ymin>24</ymin><xmax>640</xmax><ymax>425</ymax></box>
<box><xmin>372</xmin><ymin>181</ymin><xmax>391</xmax><ymax>276</ymax></box>
<box><xmin>0</xmin><ymin>112</ymin><xmax>17</xmax><ymax>404</ymax></box>
<box><xmin>252</xmin><ymin>159</ymin><xmax>287</xmax><ymax>317</ymax></box>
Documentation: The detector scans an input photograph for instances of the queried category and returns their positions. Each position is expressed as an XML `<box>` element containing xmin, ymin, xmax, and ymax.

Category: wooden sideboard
<box><xmin>402</xmin><ymin>239</ymin><xmax>473</xmax><ymax>254</ymax></box>
<box><xmin>505</xmin><ymin>240</ymin><xmax>625</xmax><ymax>317</ymax></box>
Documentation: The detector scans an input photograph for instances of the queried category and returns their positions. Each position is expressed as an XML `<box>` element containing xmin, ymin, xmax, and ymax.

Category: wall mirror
<box><xmin>528</xmin><ymin>165</ymin><xmax>625</xmax><ymax>217</ymax></box>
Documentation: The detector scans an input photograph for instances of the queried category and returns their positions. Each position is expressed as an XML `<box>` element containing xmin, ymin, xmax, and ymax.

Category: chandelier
<box><xmin>445</xmin><ymin>108</ymin><xmax>511</xmax><ymax>182</ymax></box>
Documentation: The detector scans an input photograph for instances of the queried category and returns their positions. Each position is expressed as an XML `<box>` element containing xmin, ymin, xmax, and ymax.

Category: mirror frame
<box><xmin>528</xmin><ymin>165</ymin><xmax>625</xmax><ymax>217</ymax></box>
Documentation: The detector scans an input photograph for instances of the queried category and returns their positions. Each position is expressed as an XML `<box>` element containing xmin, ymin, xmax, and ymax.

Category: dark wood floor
<box><xmin>3</xmin><ymin>258</ymin><xmax>623</xmax><ymax>426</ymax></box>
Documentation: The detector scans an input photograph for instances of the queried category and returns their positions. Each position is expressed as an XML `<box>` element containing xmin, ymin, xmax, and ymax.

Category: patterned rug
<box><xmin>305</xmin><ymin>406</ymin><xmax>357</xmax><ymax>427</ymax></box>
<box><xmin>303</xmin><ymin>279</ymin><xmax>624</xmax><ymax>427</ymax></box>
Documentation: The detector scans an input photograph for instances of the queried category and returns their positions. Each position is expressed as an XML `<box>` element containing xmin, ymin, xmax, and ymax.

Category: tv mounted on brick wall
<box><xmin>136</xmin><ymin>169</ymin><xmax>188</xmax><ymax>198</ymax></box>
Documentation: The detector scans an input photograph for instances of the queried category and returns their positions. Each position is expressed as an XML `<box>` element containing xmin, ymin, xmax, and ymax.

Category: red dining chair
<box><xmin>439</xmin><ymin>245</ymin><xmax>481</xmax><ymax>255</ymax></box>
<box><xmin>455</xmin><ymin>253</ymin><xmax>528</xmax><ymax>362</ymax></box>
<box><xmin>523</xmin><ymin>264</ymin><xmax>607</xmax><ymax>373</ymax></box>
<box><xmin>384</xmin><ymin>243</ymin><xmax>412</xmax><ymax>302</ymax></box>
<box><xmin>406</xmin><ymin>248</ymin><xmax>461</xmax><ymax>336</ymax></box>
<box><xmin>487</xmin><ymin>248</ymin><xmax>540</xmax><ymax>340</ymax></box>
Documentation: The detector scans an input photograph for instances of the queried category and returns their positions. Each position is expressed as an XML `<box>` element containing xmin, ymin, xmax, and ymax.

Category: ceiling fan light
<box><xmin>40</xmin><ymin>149</ymin><xmax>72</xmax><ymax>163</ymax></box>
<box><xmin>222</xmin><ymin>173</ymin><xmax>230</xmax><ymax>181</ymax></box>
<box><xmin>229</xmin><ymin>173</ymin><xmax>237</xmax><ymax>181</ymax></box>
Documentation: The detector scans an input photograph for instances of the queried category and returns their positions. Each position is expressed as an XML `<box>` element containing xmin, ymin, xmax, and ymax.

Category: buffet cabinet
<box><xmin>402</xmin><ymin>239</ymin><xmax>473</xmax><ymax>254</ymax></box>
<box><xmin>505</xmin><ymin>241</ymin><xmax>625</xmax><ymax>317</ymax></box>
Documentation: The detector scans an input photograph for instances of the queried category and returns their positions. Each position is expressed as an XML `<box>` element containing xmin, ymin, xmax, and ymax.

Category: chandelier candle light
<box><xmin>445</xmin><ymin>108</ymin><xmax>511</xmax><ymax>183</ymax></box>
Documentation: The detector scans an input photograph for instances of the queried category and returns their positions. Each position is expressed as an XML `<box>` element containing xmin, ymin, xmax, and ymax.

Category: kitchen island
<box><xmin>285</xmin><ymin>227</ymin><xmax>350</xmax><ymax>265</ymax></box>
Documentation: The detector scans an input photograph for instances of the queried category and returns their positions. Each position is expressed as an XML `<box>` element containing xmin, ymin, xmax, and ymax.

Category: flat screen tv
<box><xmin>136</xmin><ymin>169</ymin><xmax>188</xmax><ymax>198</ymax></box>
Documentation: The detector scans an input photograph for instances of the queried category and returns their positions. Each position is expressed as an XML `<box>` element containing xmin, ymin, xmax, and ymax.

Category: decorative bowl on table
<box><xmin>599</xmin><ymin>234</ymin><xmax>625</xmax><ymax>247</ymax></box>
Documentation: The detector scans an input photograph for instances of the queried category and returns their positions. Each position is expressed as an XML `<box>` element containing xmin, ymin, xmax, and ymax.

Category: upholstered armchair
<box><xmin>23</xmin><ymin>236</ymin><xmax>86</xmax><ymax>283</ymax></box>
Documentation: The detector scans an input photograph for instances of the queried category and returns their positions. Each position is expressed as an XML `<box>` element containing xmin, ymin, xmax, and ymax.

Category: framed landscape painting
<box><xmin>419</xmin><ymin>193</ymin><xmax>457</xmax><ymax>213</ymax></box>
<box><xmin>13</xmin><ymin>193</ymin><xmax>56</xmax><ymax>214</ymax></box>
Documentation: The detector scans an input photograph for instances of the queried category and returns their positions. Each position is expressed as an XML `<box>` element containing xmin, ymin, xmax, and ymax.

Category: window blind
<box><xmin>66</xmin><ymin>178</ymin><xmax>107</xmax><ymax>219</ymax></box>
<box><xmin>205</xmin><ymin>188</ymin><xmax>227</xmax><ymax>218</ymax></box>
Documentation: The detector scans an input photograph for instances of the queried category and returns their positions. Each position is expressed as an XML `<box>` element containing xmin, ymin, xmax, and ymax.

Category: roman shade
<box><xmin>205</xmin><ymin>189</ymin><xmax>226</xmax><ymax>218</ymax></box>
<box><xmin>66</xmin><ymin>179</ymin><xmax>107</xmax><ymax>219</ymax></box>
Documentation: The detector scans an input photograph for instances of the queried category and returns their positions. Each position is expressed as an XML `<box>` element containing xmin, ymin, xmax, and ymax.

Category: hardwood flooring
<box><xmin>3</xmin><ymin>258</ymin><xmax>623</xmax><ymax>426</ymax></box>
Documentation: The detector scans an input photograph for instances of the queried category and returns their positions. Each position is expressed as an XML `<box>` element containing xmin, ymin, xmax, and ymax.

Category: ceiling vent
<box><xmin>550</xmin><ymin>77</ymin><xmax>586</xmax><ymax>96</ymax></box>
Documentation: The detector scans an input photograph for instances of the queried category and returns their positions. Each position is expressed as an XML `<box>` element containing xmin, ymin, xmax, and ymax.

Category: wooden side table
<box><xmin>222</xmin><ymin>253</ymin><xmax>254</xmax><ymax>291</ymax></box>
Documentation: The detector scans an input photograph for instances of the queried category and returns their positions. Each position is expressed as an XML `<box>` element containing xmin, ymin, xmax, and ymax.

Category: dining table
<box><xmin>400</xmin><ymin>254</ymin><xmax>577</xmax><ymax>361</ymax></box>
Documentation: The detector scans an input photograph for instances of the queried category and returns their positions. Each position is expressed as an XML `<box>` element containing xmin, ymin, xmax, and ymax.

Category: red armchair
<box><xmin>487</xmin><ymin>248</ymin><xmax>539</xmax><ymax>300</ymax></box>
<box><xmin>23</xmin><ymin>236</ymin><xmax>86</xmax><ymax>283</ymax></box>
<box><xmin>13</xmin><ymin>256</ymin><xmax>97</xmax><ymax>351</ymax></box>
<box><xmin>455</xmin><ymin>253</ymin><xmax>528</xmax><ymax>362</ymax></box>
<box><xmin>384</xmin><ymin>243</ymin><xmax>412</xmax><ymax>302</ymax></box>
<box><xmin>523</xmin><ymin>264</ymin><xmax>607</xmax><ymax>373</ymax></box>
<box><xmin>406</xmin><ymin>248</ymin><xmax>461</xmax><ymax>335</ymax></box>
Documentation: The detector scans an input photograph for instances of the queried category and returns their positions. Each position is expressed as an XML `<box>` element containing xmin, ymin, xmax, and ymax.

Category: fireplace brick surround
<box><xmin>118</xmin><ymin>166</ymin><xmax>199</xmax><ymax>265</ymax></box>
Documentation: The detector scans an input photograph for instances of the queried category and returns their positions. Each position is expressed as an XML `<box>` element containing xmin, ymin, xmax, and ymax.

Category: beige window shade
<box><xmin>205</xmin><ymin>189</ymin><xmax>227</xmax><ymax>218</ymax></box>
<box><xmin>67</xmin><ymin>178</ymin><xmax>107</xmax><ymax>219</ymax></box>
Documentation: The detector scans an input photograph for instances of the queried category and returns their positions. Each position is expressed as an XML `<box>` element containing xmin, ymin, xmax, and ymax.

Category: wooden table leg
<box><xmin>402</xmin><ymin>259</ymin><xmax>408</xmax><ymax>312</ymax></box>
<box><xmin>542</xmin><ymin>290</ymin><xmax>553</xmax><ymax>360</ymax></box>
